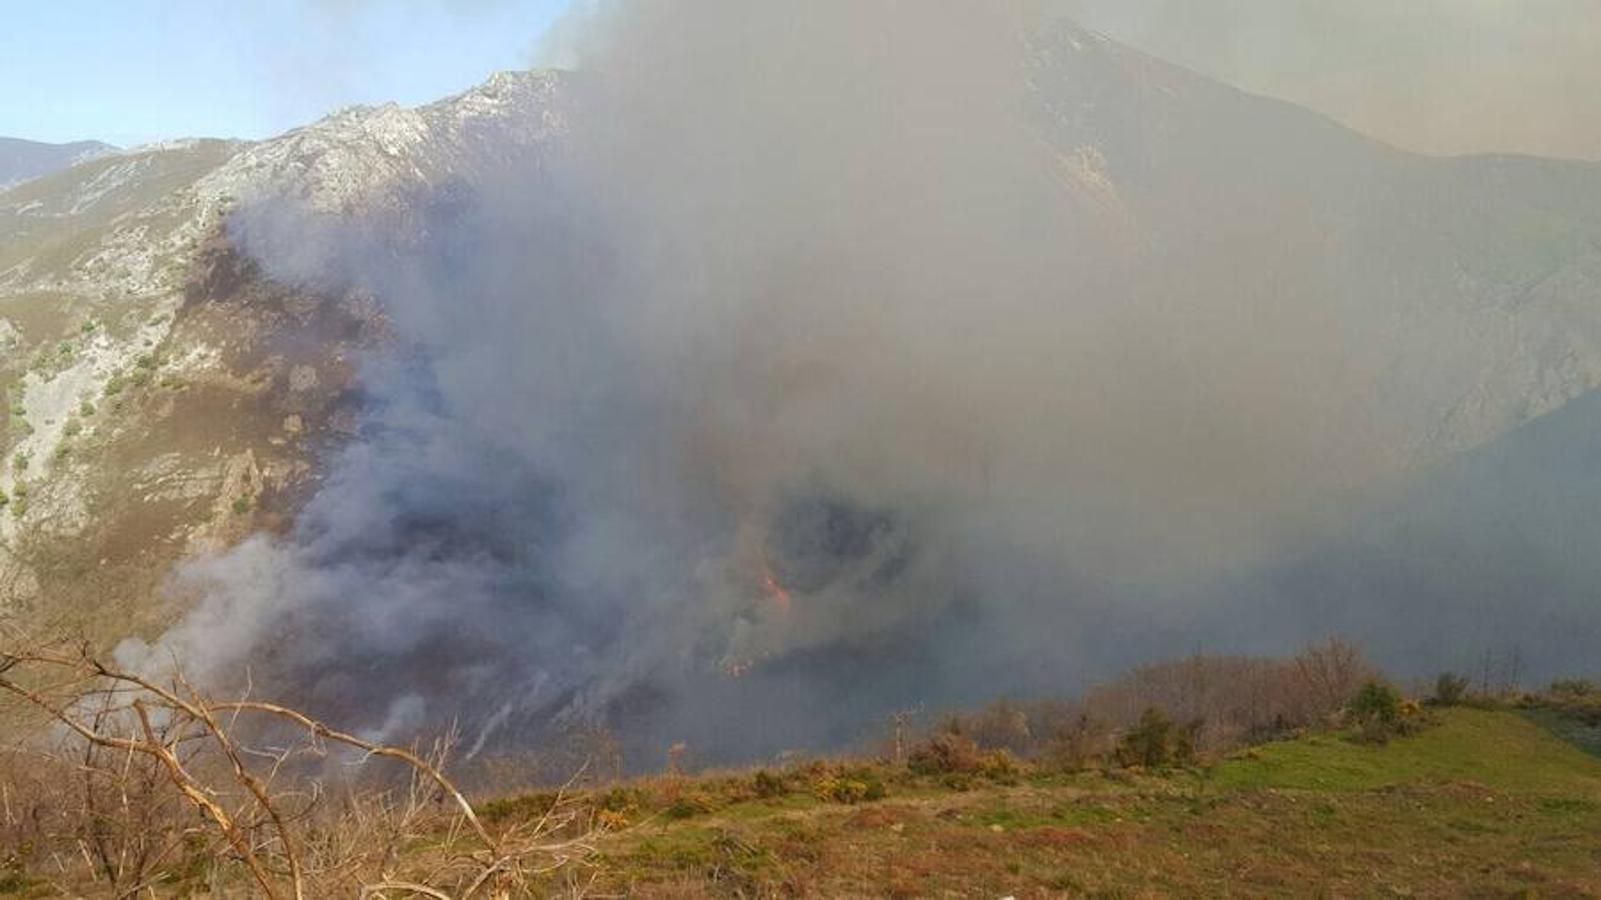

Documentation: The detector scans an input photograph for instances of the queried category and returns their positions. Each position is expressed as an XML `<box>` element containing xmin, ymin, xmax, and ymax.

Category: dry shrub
<box><xmin>752</xmin><ymin>769</ymin><xmax>788</xmax><ymax>799</ymax></box>
<box><xmin>0</xmin><ymin>638</ymin><xmax>597</xmax><ymax>898</ymax></box>
<box><xmin>907</xmin><ymin>729</ymin><xmax>983</xmax><ymax>776</ymax></box>
<box><xmin>961</xmin><ymin>699</ymin><xmax>1033</xmax><ymax>756</ymax></box>
<box><xmin>905</xmin><ymin>638</ymin><xmax>1379</xmax><ymax>772</ymax></box>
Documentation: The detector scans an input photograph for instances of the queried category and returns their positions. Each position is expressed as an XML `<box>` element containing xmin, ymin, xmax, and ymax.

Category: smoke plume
<box><xmin>132</xmin><ymin>0</ymin><xmax>1596</xmax><ymax>762</ymax></box>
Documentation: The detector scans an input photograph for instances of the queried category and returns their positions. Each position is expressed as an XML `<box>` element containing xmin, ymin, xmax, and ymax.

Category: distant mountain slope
<box><xmin>1027</xmin><ymin>20</ymin><xmax>1601</xmax><ymax>464</ymax></box>
<box><xmin>1216</xmin><ymin>382</ymin><xmax>1601</xmax><ymax>684</ymax></box>
<box><xmin>0</xmin><ymin>137</ymin><xmax>116</xmax><ymax>190</ymax></box>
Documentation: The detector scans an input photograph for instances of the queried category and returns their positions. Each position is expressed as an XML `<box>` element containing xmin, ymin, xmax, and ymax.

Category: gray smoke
<box><xmin>133</xmin><ymin>1</ymin><xmax>1601</xmax><ymax>761</ymax></box>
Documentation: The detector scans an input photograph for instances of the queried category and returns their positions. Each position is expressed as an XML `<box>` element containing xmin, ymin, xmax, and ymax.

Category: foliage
<box><xmin>812</xmin><ymin>772</ymin><xmax>886</xmax><ymax>804</ymax></box>
<box><xmin>1548</xmin><ymin>679</ymin><xmax>1597</xmax><ymax>699</ymax></box>
<box><xmin>752</xmin><ymin>769</ymin><xmax>788</xmax><ymax>799</ymax></box>
<box><xmin>1115</xmin><ymin>707</ymin><xmax>1199</xmax><ymax>769</ymax></box>
<box><xmin>908</xmin><ymin>729</ymin><xmax>983</xmax><ymax>776</ymax></box>
<box><xmin>1349</xmin><ymin>680</ymin><xmax>1407</xmax><ymax>743</ymax></box>
<box><xmin>1351</xmin><ymin>681</ymin><xmax>1402</xmax><ymax>724</ymax></box>
<box><xmin>1432</xmin><ymin>672</ymin><xmax>1470</xmax><ymax>706</ymax></box>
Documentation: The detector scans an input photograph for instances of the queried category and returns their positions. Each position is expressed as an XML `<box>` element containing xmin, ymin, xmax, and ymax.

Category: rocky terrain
<box><xmin>0</xmin><ymin>73</ymin><xmax>567</xmax><ymax>637</ymax></box>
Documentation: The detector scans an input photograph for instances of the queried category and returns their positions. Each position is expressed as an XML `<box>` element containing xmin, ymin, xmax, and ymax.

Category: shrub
<box><xmin>1549</xmin><ymin>679</ymin><xmax>1597</xmax><ymax>698</ymax></box>
<box><xmin>598</xmin><ymin>786</ymin><xmax>646</xmax><ymax>814</ymax></box>
<box><xmin>979</xmin><ymin>750</ymin><xmax>1023</xmax><ymax>783</ymax></box>
<box><xmin>1432</xmin><ymin>672</ymin><xmax>1469</xmax><ymax>706</ymax></box>
<box><xmin>1042</xmin><ymin>710</ymin><xmax>1106</xmax><ymax>773</ymax></box>
<box><xmin>907</xmin><ymin>731</ymin><xmax>982</xmax><ymax>776</ymax></box>
<box><xmin>752</xmin><ymin>770</ymin><xmax>788</xmax><ymax>799</ymax></box>
<box><xmin>1350</xmin><ymin>681</ymin><xmax>1401</xmax><ymax>725</ymax></box>
<box><xmin>1349</xmin><ymin>680</ymin><xmax>1412</xmax><ymax>743</ymax></box>
<box><xmin>963</xmin><ymin>700</ymin><xmax>1033</xmax><ymax>755</ymax></box>
<box><xmin>1127</xmin><ymin>704</ymin><xmax>1178</xmax><ymax>768</ymax></box>
<box><xmin>813</xmin><ymin>776</ymin><xmax>882</xmax><ymax>804</ymax></box>
<box><xmin>940</xmin><ymin>772</ymin><xmax>975</xmax><ymax>791</ymax></box>
<box><xmin>665</xmin><ymin>793</ymin><xmax>718</xmax><ymax>819</ymax></box>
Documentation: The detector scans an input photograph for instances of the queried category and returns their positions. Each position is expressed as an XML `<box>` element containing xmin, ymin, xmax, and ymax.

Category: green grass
<box><xmin>542</xmin><ymin>709</ymin><xmax>1601</xmax><ymax>896</ymax></box>
<box><xmin>1212</xmin><ymin>707</ymin><xmax>1601</xmax><ymax>793</ymax></box>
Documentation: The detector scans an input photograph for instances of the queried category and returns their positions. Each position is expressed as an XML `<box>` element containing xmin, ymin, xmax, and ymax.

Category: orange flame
<box><xmin>761</xmin><ymin>564</ymin><xmax>793</xmax><ymax>616</ymax></box>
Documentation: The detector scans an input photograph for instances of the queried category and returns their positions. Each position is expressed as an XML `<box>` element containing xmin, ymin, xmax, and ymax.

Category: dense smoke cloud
<box><xmin>130</xmin><ymin>0</ymin><xmax>1601</xmax><ymax>761</ymax></box>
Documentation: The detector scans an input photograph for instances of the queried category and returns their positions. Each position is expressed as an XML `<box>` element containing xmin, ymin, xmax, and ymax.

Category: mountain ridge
<box><xmin>0</xmin><ymin>136</ymin><xmax>117</xmax><ymax>190</ymax></box>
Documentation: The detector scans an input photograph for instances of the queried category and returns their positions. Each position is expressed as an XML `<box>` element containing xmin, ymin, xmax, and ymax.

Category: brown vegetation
<box><xmin>0</xmin><ymin>636</ymin><xmax>595</xmax><ymax>897</ymax></box>
<box><xmin>907</xmin><ymin>638</ymin><xmax>1377</xmax><ymax>773</ymax></box>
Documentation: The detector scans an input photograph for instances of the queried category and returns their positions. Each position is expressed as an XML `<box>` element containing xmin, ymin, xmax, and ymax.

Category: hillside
<box><xmin>0</xmin><ymin>73</ymin><xmax>566</xmax><ymax>636</ymax></box>
<box><xmin>531</xmin><ymin>708</ymin><xmax>1601</xmax><ymax>896</ymax></box>
<box><xmin>1210</xmin><ymin>384</ymin><xmax>1601</xmax><ymax>684</ymax></box>
<box><xmin>0</xmin><ymin>138</ymin><xmax>115</xmax><ymax>190</ymax></box>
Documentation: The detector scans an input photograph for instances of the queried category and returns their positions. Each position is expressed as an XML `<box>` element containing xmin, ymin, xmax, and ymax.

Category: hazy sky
<box><xmin>1061</xmin><ymin>0</ymin><xmax>1601</xmax><ymax>160</ymax></box>
<box><xmin>1</xmin><ymin>0</ymin><xmax>1597</xmax><ymax>160</ymax></box>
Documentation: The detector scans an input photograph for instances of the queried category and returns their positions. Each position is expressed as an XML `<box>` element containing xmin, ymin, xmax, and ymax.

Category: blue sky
<box><xmin>0</xmin><ymin>0</ymin><xmax>568</xmax><ymax>146</ymax></box>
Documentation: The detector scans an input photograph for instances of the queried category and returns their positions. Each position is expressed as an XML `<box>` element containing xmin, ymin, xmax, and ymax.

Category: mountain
<box><xmin>0</xmin><ymin>73</ymin><xmax>566</xmax><ymax>632</ymax></box>
<box><xmin>2</xmin><ymin>19</ymin><xmax>1600</xmax><ymax>721</ymax></box>
<box><xmin>1208</xmin><ymin>383</ymin><xmax>1601</xmax><ymax>685</ymax></box>
<box><xmin>0</xmin><ymin>137</ymin><xmax>116</xmax><ymax>190</ymax></box>
<box><xmin>1026</xmin><ymin>21</ymin><xmax>1601</xmax><ymax>463</ymax></box>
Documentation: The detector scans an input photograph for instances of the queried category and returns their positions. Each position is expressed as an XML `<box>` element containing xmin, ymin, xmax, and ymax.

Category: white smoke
<box><xmin>136</xmin><ymin>0</ymin><xmax>1596</xmax><ymax>760</ymax></box>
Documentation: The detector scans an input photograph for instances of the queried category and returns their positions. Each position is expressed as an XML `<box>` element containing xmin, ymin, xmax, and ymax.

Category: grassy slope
<box><xmin>551</xmin><ymin>709</ymin><xmax>1601</xmax><ymax>897</ymax></box>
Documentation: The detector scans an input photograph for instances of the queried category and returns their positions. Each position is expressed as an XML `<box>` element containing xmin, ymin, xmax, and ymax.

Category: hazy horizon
<box><xmin>2</xmin><ymin>1</ymin><xmax>1599</xmax><ymax>161</ymax></box>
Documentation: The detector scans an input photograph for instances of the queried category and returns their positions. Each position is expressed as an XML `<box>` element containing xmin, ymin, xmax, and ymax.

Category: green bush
<box><xmin>1120</xmin><ymin>707</ymin><xmax>1184</xmax><ymax>762</ymax></box>
<box><xmin>1349</xmin><ymin>680</ymin><xmax>1410</xmax><ymax>743</ymax></box>
<box><xmin>1432</xmin><ymin>672</ymin><xmax>1469</xmax><ymax>706</ymax></box>
<box><xmin>1351</xmin><ymin>681</ymin><xmax>1402</xmax><ymax>725</ymax></box>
